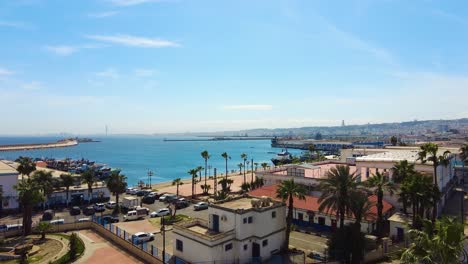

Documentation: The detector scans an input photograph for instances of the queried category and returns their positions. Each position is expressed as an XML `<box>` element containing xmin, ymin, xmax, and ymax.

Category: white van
<box><xmin>50</xmin><ymin>219</ymin><xmax>65</xmax><ymax>225</ymax></box>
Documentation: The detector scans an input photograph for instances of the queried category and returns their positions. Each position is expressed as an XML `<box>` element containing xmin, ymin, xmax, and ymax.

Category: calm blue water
<box><xmin>0</xmin><ymin>136</ymin><xmax>302</xmax><ymax>186</ymax></box>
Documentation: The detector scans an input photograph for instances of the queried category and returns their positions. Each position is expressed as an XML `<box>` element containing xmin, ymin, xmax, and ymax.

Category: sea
<box><xmin>0</xmin><ymin>136</ymin><xmax>302</xmax><ymax>186</ymax></box>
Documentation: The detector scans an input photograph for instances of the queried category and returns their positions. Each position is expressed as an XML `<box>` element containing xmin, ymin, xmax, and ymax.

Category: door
<box><xmin>397</xmin><ymin>227</ymin><xmax>404</xmax><ymax>241</ymax></box>
<box><xmin>252</xmin><ymin>242</ymin><xmax>260</xmax><ymax>258</ymax></box>
<box><xmin>331</xmin><ymin>219</ymin><xmax>337</xmax><ymax>230</ymax></box>
<box><xmin>212</xmin><ymin>214</ymin><xmax>220</xmax><ymax>232</ymax></box>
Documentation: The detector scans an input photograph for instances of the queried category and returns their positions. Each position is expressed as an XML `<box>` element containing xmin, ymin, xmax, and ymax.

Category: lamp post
<box><xmin>208</xmin><ymin>165</ymin><xmax>212</xmax><ymax>178</ymax></box>
<box><xmin>455</xmin><ymin>187</ymin><xmax>466</xmax><ymax>224</ymax></box>
<box><xmin>251</xmin><ymin>158</ymin><xmax>254</xmax><ymax>185</ymax></box>
<box><xmin>147</xmin><ymin>170</ymin><xmax>154</xmax><ymax>189</ymax></box>
<box><xmin>162</xmin><ymin>216</ymin><xmax>166</xmax><ymax>263</ymax></box>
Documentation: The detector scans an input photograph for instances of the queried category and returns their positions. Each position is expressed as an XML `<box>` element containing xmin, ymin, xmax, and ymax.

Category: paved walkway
<box><xmin>76</xmin><ymin>230</ymin><xmax>143</xmax><ymax>264</ymax></box>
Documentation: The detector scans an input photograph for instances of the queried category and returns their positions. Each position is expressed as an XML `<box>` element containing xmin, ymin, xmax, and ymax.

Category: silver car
<box><xmin>194</xmin><ymin>202</ymin><xmax>209</xmax><ymax>211</ymax></box>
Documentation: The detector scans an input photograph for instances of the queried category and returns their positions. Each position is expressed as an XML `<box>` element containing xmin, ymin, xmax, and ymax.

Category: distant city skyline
<box><xmin>1</xmin><ymin>0</ymin><xmax>468</xmax><ymax>134</ymax></box>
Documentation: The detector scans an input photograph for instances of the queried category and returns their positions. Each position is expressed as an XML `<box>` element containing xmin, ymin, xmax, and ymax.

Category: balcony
<box><xmin>173</xmin><ymin>219</ymin><xmax>235</xmax><ymax>242</ymax></box>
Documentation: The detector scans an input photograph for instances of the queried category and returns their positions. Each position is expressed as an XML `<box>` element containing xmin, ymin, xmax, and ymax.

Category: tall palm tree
<box><xmin>401</xmin><ymin>217</ymin><xmax>464</xmax><ymax>264</ymax></box>
<box><xmin>81</xmin><ymin>169</ymin><xmax>96</xmax><ymax>203</ymax></box>
<box><xmin>254</xmin><ymin>162</ymin><xmax>259</xmax><ymax>171</ymax></box>
<box><xmin>276</xmin><ymin>179</ymin><xmax>306</xmax><ymax>251</ymax></box>
<box><xmin>392</xmin><ymin>160</ymin><xmax>416</xmax><ymax>183</ymax></box>
<box><xmin>32</xmin><ymin>170</ymin><xmax>54</xmax><ymax>209</ymax></box>
<box><xmin>106</xmin><ymin>171</ymin><xmax>127</xmax><ymax>212</ymax></box>
<box><xmin>261</xmin><ymin>162</ymin><xmax>268</xmax><ymax>170</ymax></box>
<box><xmin>15</xmin><ymin>156</ymin><xmax>36</xmax><ymax>180</ymax></box>
<box><xmin>418</xmin><ymin>142</ymin><xmax>451</xmax><ymax>223</ymax></box>
<box><xmin>172</xmin><ymin>178</ymin><xmax>184</xmax><ymax>197</ymax></box>
<box><xmin>237</xmin><ymin>163</ymin><xmax>243</xmax><ymax>176</ymax></box>
<box><xmin>365</xmin><ymin>172</ymin><xmax>396</xmax><ymax>238</ymax></box>
<box><xmin>60</xmin><ymin>173</ymin><xmax>74</xmax><ymax>207</ymax></box>
<box><xmin>348</xmin><ymin>190</ymin><xmax>374</xmax><ymax>264</ymax></box>
<box><xmin>405</xmin><ymin>172</ymin><xmax>436</xmax><ymax>227</ymax></box>
<box><xmin>201</xmin><ymin>150</ymin><xmax>210</xmax><ymax>186</ymax></box>
<box><xmin>221</xmin><ymin>152</ymin><xmax>230</xmax><ymax>180</ymax></box>
<box><xmin>188</xmin><ymin>168</ymin><xmax>199</xmax><ymax>198</ymax></box>
<box><xmin>241</xmin><ymin>153</ymin><xmax>248</xmax><ymax>184</ymax></box>
<box><xmin>14</xmin><ymin>178</ymin><xmax>44</xmax><ymax>236</ymax></box>
<box><xmin>318</xmin><ymin>165</ymin><xmax>359</xmax><ymax>229</ymax></box>
<box><xmin>460</xmin><ymin>143</ymin><xmax>468</xmax><ymax>184</ymax></box>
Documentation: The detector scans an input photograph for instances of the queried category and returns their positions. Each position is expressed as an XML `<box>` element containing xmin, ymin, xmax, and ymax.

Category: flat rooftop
<box><xmin>218</xmin><ymin>198</ymin><xmax>256</xmax><ymax>210</ymax></box>
<box><xmin>0</xmin><ymin>160</ymin><xmax>18</xmax><ymax>175</ymax></box>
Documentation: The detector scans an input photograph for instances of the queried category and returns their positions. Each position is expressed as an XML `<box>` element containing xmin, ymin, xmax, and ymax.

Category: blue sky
<box><xmin>1</xmin><ymin>0</ymin><xmax>468</xmax><ymax>135</ymax></box>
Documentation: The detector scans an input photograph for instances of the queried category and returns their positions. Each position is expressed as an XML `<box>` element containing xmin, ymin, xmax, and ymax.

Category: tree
<box><xmin>365</xmin><ymin>172</ymin><xmax>396</xmax><ymax>238</ymax></box>
<box><xmin>81</xmin><ymin>169</ymin><xmax>96</xmax><ymax>203</ymax></box>
<box><xmin>318</xmin><ymin>165</ymin><xmax>359</xmax><ymax>229</ymax></box>
<box><xmin>221</xmin><ymin>152</ymin><xmax>230</xmax><ymax>181</ymax></box>
<box><xmin>460</xmin><ymin>143</ymin><xmax>468</xmax><ymax>185</ymax></box>
<box><xmin>106</xmin><ymin>171</ymin><xmax>127</xmax><ymax>213</ymax></box>
<box><xmin>261</xmin><ymin>162</ymin><xmax>268</xmax><ymax>170</ymax></box>
<box><xmin>392</xmin><ymin>160</ymin><xmax>416</xmax><ymax>183</ymax></box>
<box><xmin>218</xmin><ymin>178</ymin><xmax>233</xmax><ymax>194</ymax></box>
<box><xmin>60</xmin><ymin>173</ymin><xmax>75</xmax><ymax>207</ymax></box>
<box><xmin>172</xmin><ymin>178</ymin><xmax>184</xmax><ymax>196</ymax></box>
<box><xmin>276</xmin><ymin>179</ymin><xmax>306</xmax><ymax>251</ymax></box>
<box><xmin>241</xmin><ymin>182</ymin><xmax>251</xmax><ymax>193</ymax></box>
<box><xmin>401</xmin><ymin>217</ymin><xmax>464</xmax><ymax>264</ymax></box>
<box><xmin>418</xmin><ymin>142</ymin><xmax>451</xmax><ymax>223</ymax></box>
<box><xmin>390</xmin><ymin>136</ymin><xmax>398</xmax><ymax>146</ymax></box>
<box><xmin>348</xmin><ymin>191</ymin><xmax>373</xmax><ymax>264</ymax></box>
<box><xmin>404</xmin><ymin>172</ymin><xmax>436</xmax><ymax>228</ymax></box>
<box><xmin>314</xmin><ymin>132</ymin><xmax>323</xmax><ymax>140</ymax></box>
<box><xmin>69</xmin><ymin>232</ymin><xmax>80</xmax><ymax>260</ymax></box>
<box><xmin>201</xmin><ymin>150</ymin><xmax>210</xmax><ymax>186</ymax></box>
<box><xmin>237</xmin><ymin>163</ymin><xmax>243</xmax><ymax>176</ymax></box>
<box><xmin>31</xmin><ymin>170</ymin><xmax>54</xmax><ymax>209</ymax></box>
<box><xmin>14</xmin><ymin>178</ymin><xmax>44</xmax><ymax>236</ymax></box>
<box><xmin>188</xmin><ymin>168</ymin><xmax>199</xmax><ymax>198</ymax></box>
<box><xmin>200</xmin><ymin>184</ymin><xmax>211</xmax><ymax>195</ymax></box>
<box><xmin>36</xmin><ymin>221</ymin><xmax>51</xmax><ymax>240</ymax></box>
<box><xmin>15</xmin><ymin>156</ymin><xmax>36</xmax><ymax>180</ymax></box>
<box><xmin>241</xmin><ymin>153</ymin><xmax>248</xmax><ymax>184</ymax></box>
<box><xmin>254</xmin><ymin>162</ymin><xmax>259</xmax><ymax>171</ymax></box>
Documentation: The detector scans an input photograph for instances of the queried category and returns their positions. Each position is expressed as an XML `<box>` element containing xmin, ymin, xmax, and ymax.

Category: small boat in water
<box><xmin>271</xmin><ymin>149</ymin><xmax>293</xmax><ymax>165</ymax></box>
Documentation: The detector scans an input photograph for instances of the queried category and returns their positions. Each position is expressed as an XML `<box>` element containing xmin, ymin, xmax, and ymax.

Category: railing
<box><xmin>174</xmin><ymin>219</ymin><xmax>235</xmax><ymax>242</ymax></box>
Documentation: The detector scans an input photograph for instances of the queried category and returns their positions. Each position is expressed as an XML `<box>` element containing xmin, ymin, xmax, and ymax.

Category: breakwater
<box><xmin>0</xmin><ymin>139</ymin><xmax>78</xmax><ymax>151</ymax></box>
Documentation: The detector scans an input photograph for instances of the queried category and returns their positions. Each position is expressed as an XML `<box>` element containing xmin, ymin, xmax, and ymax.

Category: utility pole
<box><xmin>251</xmin><ymin>158</ymin><xmax>254</xmax><ymax>185</ymax></box>
<box><xmin>214</xmin><ymin>168</ymin><xmax>217</xmax><ymax>195</ymax></box>
<box><xmin>147</xmin><ymin>170</ymin><xmax>154</xmax><ymax>189</ymax></box>
<box><xmin>162</xmin><ymin>216</ymin><xmax>166</xmax><ymax>263</ymax></box>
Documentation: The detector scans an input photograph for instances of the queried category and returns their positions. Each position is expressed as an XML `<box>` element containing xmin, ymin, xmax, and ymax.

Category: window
<box><xmin>244</xmin><ymin>244</ymin><xmax>248</xmax><ymax>250</ymax></box>
<box><xmin>243</xmin><ymin>218</ymin><xmax>247</xmax><ymax>224</ymax></box>
<box><xmin>318</xmin><ymin>217</ymin><xmax>325</xmax><ymax>225</ymax></box>
<box><xmin>176</xmin><ymin>239</ymin><xmax>183</xmax><ymax>252</ymax></box>
<box><xmin>225</xmin><ymin>243</ymin><xmax>233</xmax><ymax>251</ymax></box>
<box><xmin>262</xmin><ymin>239</ymin><xmax>268</xmax><ymax>247</ymax></box>
<box><xmin>298</xmin><ymin>213</ymin><xmax>304</xmax><ymax>221</ymax></box>
<box><xmin>271</xmin><ymin>211</ymin><xmax>276</xmax><ymax>218</ymax></box>
<box><xmin>248</xmin><ymin>216</ymin><xmax>253</xmax><ymax>223</ymax></box>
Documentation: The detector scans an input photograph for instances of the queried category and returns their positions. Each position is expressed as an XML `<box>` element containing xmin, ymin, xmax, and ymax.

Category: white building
<box><xmin>0</xmin><ymin>160</ymin><xmax>20</xmax><ymax>211</ymax></box>
<box><xmin>173</xmin><ymin>197</ymin><xmax>286</xmax><ymax>264</ymax></box>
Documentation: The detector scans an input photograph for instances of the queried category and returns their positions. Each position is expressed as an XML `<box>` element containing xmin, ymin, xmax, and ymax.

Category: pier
<box><xmin>0</xmin><ymin>139</ymin><xmax>78</xmax><ymax>152</ymax></box>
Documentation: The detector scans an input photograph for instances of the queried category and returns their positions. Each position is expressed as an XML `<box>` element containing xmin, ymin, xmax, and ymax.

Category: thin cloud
<box><xmin>86</xmin><ymin>34</ymin><xmax>179</xmax><ymax>48</ymax></box>
<box><xmin>107</xmin><ymin>0</ymin><xmax>162</xmax><ymax>6</ymax></box>
<box><xmin>0</xmin><ymin>20</ymin><xmax>29</xmax><ymax>29</ymax></box>
<box><xmin>96</xmin><ymin>68</ymin><xmax>120</xmax><ymax>78</ymax></box>
<box><xmin>88</xmin><ymin>11</ymin><xmax>120</xmax><ymax>18</ymax></box>
<box><xmin>21</xmin><ymin>81</ymin><xmax>42</xmax><ymax>91</ymax></box>
<box><xmin>223</xmin><ymin>105</ymin><xmax>273</xmax><ymax>111</ymax></box>
<box><xmin>432</xmin><ymin>9</ymin><xmax>468</xmax><ymax>27</ymax></box>
<box><xmin>134</xmin><ymin>68</ymin><xmax>157</xmax><ymax>77</ymax></box>
<box><xmin>45</xmin><ymin>45</ymin><xmax>78</xmax><ymax>56</ymax></box>
<box><xmin>0</xmin><ymin>68</ymin><xmax>14</xmax><ymax>76</ymax></box>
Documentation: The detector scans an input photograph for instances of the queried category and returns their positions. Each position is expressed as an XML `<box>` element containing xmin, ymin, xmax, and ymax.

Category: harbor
<box><xmin>0</xmin><ymin>139</ymin><xmax>78</xmax><ymax>152</ymax></box>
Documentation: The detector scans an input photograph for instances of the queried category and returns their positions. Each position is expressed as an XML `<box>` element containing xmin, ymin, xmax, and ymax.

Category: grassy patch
<box><xmin>162</xmin><ymin>214</ymin><xmax>191</xmax><ymax>225</ymax></box>
<box><xmin>51</xmin><ymin>234</ymin><xmax>85</xmax><ymax>264</ymax></box>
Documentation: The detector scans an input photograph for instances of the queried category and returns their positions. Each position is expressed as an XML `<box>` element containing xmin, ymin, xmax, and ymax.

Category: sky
<box><xmin>1</xmin><ymin>0</ymin><xmax>468</xmax><ymax>135</ymax></box>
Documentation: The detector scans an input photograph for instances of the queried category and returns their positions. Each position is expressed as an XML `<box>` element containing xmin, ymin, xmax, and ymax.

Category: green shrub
<box><xmin>52</xmin><ymin>233</ymin><xmax>85</xmax><ymax>264</ymax></box>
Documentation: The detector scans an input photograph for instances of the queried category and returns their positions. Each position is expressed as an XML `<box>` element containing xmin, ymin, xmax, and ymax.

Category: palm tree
<box><xmin>36</xmin><ymin>221</ymin><xmax>52</xmax><ymax>240</ymax></box>
<box><xmin>14</xmin><ymin>178</ymin><xmax>44</xmax><ymax>236</ymax></box>
<box><xmin>15</xmin><ymin>156</ymin><xmax>36</xmax><ymax>180</ymax></box>
<box><xmin>201</xmin><ymin>150</ymin><xmax>210</xmax><ymax>186</ymax></box>
<box><xmin>365</xmin><ymin>172</ymin><xmax>396</xmax><ymax>238</ymax></box>
<box><xmin>276</xmin><ymin>179</ymin><xmax>306</xmax><ymax>251</ymax></box>
<box><xmin>401</xmin><ymin>217</ymin><xmax>464</xmax><ymax>264</ymax></box>
<box><xmin>32</xmin><ymin>170</ymin><xmax>54</xmax><ymax>209</ymax></box>
<box><xmin>405</xmin><ymin>172</ymin><xmax>436</xmax><ymax>227</ymax></box>
<box><xmin>237</xmin><ymin>163</ymin><xmax>243</xmax><ymax>176</ymax></box>
<box><xmin>254</xmin><ymin>162</ymin><xmax>259</xmax><ymax>171</ymax></box>
<box><xmin>106</xmin><ymin>171</ymin><xmax>127</xmax><ymax>213</ymax></box>
<box><xmin>261</xmin><ymin>162</ymin><xmax>268</xmax><ymax>170</ymax></box>
<box><xmin>60</xmin><ymin>173</ymin><xmax>74</xmax><ymax>207</ymax></box>
<box><xmin>418</xmin><ymin>142</ymin><xmax>451</xmax><ymax>222</ymax></box>
<box><xmin>318</xmin><ymin>165</ymin><xmax>359</xmax><ymax>229</ymax></box>
<box><xmin>348</xmin><ymin>190</ymin><xmax>374</xmax><ymax>264</ymax></box>
<box><xmin>188</xmin><ymin>168</ymin><xmax>199</xmax><ymax>198</ymax></box>
<box><xmin>390</xmin><ymin>136</ymin><xmax>398</xmax><ymax>146</ymax></box>
<box><xmin>81</xmin><ymin>169</ymin><xmax>96</xmax><ymax>203</ymax></box>
<box><xmin>241</xmin><ymin>153</ymin><xmax>248</xmax><ymax>184</ymax></box>
<box><xmin>221</xmin><ymin>152</ymin><xmax>230</xmax><ymax>181</ymax></box>
<box><xmin>392</xmin><ymin>160</ymin><xmax>416</xmax><ymax>183</ymax></box>
<box><xmin>460</xmin><ymin>143</ymin><xmax>468</xmax><ymax>184</ymax></box>
<box><xmin>172</xmin><ymin>178</ymin><xmax>184</xmax><ymax>197</ymax></box>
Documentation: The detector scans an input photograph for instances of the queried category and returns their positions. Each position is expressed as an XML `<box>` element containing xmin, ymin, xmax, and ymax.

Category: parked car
<box><xmin>94</xmin><ymin>203</ymin><xmax>106</xmax><ymax>212</ymax></box>
<box><xmin>174</xmin><ymin>198</ymin><xmax>190</xmax><ymax>209</ymax></box>
<box><xmin>142</xmin><ymin>195</ymin><xmax>156</xmax><ymax>204</ymax></box>
<box><xmin>50</xmin><ymin>219</ymin><xmax>65</xmax><ymax>225</ymax></box>
<box><xmin>76</xmin><ymin>218</ymin><xmax>90</xmax><ymax>222</ymax></box>
<box><xmin>126</xmin><ymin>188</ymin><xmax>136</xmax><ymax>194</ymax></box>
<box><xmin>128</xmin><ymin>188</ymin><xmax>138</xmax><ymax>195</ymax></box>
<box><xmin>83</xmin><ymin>206</ymin><xmax>95</xmax><ymax>216</ymax></box>
<box><xmin>101</xmin><ymin>215</ymin><xmax>119</xmax><ymax>223</ymax></box>
<box><xmin>150</xmin><ymin>208</ymin><xmax>171</xmax><ymax>218</ymax></box>
<box><xmin>124</xmin><ymin>207</ymin><xmax>148</xmax><ymax>221</ymax></box>
<box><xmin>159</xmin><ymin>193</ymin><xmax>177</xmax><ymax>202</ymax></box>
<box><xmin>146</xmin><ymin>192</ymin><xmax>161</xmax><ymax>199</ymax></box>
<box><xmin>5</xmin><ymin>224</ymin><xmax>23</xmax><ymax>231</ymax></box>
<box><xmin>0</xmin><ymin>224</ymin><xmax>7</xmax><ymax>232</ymax></box>
<box><xmin>70</xmin><ymin>206</ymin><xmax>81</xmax><ymax>216</ymax></box>
<box><xmin>42</xmin><ymin>210</ymin><xmax>55</xmax><ymax>221</ymax></box>
<box><xmin>194</xmin><ymin>202</ymin><xmax>209</xmax><ymax>211</ymax></box>
<box><xmin>106</xmin><ymin>201</ymin><xmax>117</xmax><ymax>209</ymax></box>
<box><xmin>130</xmin><ymin>232</ymin><xmax>154</xmax><ymax>244</ymax></box>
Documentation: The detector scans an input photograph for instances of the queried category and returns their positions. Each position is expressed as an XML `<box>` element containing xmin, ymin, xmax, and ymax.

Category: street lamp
<box><xmin>162</xmin><ymin>216</ymin><xmax>166</xmax><ymax>263</ymax></box>
<box><xmin>147</xmin><ymin>170</ymin><xmax>154</xmax><ymax>189</ymax></box>
<box><xmin>455</xmin><ymin>187</ymin><xmax>466</xmax><ymax>224</ymax></box>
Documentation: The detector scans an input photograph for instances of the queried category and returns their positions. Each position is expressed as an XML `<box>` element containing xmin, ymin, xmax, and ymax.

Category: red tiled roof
<box><xmin>36</xmin><ymin>161</ymin><xmax>47</xmax><ymax>168</ymax></box>
<box><xmin>249</xmin><ymin>185</ymin><xmax>393</xmax><ymax>221</ymax></box>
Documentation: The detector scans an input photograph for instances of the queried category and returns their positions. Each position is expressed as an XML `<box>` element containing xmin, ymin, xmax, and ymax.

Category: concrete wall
<box><xmin>0</xmin><ymin>174</ymin><xmax>19</xmax><ymax>210</ymax></box>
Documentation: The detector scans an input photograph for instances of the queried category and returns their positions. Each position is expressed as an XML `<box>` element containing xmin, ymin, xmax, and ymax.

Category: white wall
<box><xmin>0</xmin><ymin>174</ymin><xmax>19</xmax><ymax>209</ymax></box>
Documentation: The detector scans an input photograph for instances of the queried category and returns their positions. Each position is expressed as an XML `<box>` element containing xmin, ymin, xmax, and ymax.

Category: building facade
<box><xmin>0</xmin><ymin>160</ymin><xmax>20</xmax><ymax>211</ymax></box>
<box><xmin>173</xmin><ymin>197</ymin><xmax>286</xmax><ymax>263</ymax></box>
